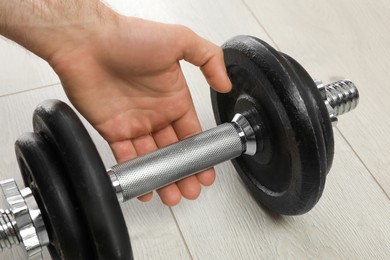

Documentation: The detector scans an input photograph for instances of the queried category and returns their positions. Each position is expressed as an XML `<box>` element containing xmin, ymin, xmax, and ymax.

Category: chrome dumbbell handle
<box><xmin>107</xmin><ymin>79</ymin><xmax>360</xmax><ymax>203</ymax></box>
<box><xmin>108</xmin><ymin>114</ymin><xmax>256</xmax><ymax>202</ymax></box>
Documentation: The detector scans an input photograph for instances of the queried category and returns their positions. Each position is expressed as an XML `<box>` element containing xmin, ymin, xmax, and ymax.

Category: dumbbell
<box><xmin>0</xmin><ymin>35</ymin><xmax>359</xmax><ymax>260</ymax></box>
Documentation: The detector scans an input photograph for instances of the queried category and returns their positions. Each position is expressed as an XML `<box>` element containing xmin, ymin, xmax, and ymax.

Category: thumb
<box><xmin>179</xmin><ymin>28</ymin><xmax>232</xmax><ymax>93</ymax></box>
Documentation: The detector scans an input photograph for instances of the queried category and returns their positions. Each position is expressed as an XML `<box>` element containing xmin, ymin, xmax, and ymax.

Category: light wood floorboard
<box><xmin>0</xmin><ymin>39</ymin><xmax>59</xmax><ymax>96</ymax></box>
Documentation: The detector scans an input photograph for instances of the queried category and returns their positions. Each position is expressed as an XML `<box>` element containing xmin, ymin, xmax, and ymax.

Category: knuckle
<box><xmin>174</xmin><ymin>25</ymin><xmax>194</xmax><ymax>49</ymax></box>
<box><xmin>216</xmin><ymin>46</ymin><xmax>224</xmax><ymax>59</ymax></box>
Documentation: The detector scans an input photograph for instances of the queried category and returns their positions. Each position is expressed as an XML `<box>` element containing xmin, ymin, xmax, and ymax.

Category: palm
<box><xmin>50</xmin><ymin>17</ymin><xmax>231</xmax><ymax>205</ymax></box>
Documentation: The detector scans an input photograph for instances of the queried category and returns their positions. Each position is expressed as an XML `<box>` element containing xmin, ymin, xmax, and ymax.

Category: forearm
<box><xmin>0</xmin><ymin>0</ymin><xmax>114</xmax><ymax>61</ymax></box>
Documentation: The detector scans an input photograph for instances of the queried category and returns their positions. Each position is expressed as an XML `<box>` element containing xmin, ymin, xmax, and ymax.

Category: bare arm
<box><xmin>0</xmin><ymin>1</ymin><xmax>109</xmax><ymax>61</ymax></box>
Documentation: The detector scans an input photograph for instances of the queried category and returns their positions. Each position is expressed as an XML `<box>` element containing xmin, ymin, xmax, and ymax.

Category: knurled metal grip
<box><xmin>108</xmin><ymin>122</ymin><xmax>247</xmax><ymax>202</ymax></box>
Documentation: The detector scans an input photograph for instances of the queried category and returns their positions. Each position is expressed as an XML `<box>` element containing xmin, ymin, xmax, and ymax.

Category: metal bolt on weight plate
<box><xmin>315</xmin><ymin>79</ymin><xmax>359</xmax><ymax>126</ymax></box>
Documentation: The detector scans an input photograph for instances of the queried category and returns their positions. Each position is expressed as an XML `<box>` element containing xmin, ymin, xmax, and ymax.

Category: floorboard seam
<box><xmin>337</xmin><ymin>128</ymin><xmax>390</xmax><ymax>201</ymax></box>
<box><xmin>240</xmin><ymin>0</ymin><xmax>280</xmax><ymax>49</ymax></box>
<box><xmin>169</xmin><ymin>207</ymin><xmax>195</xmax><ymax>260</ymax></box>
<box><xmin>0</xmin><ymin>82</ymin><xmax>61</xmax><ymax>98</ymax></box>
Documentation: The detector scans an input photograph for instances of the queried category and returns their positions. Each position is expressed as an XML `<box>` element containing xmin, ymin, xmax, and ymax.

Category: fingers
<box><xmin>131</xmin><ymin>135</ymin><xmax>158</xmax><ymax>203</ymax></box>
<box><xmin>109</xmin><ymin>139</ymin><xmax>155</xmax><ymax>202</ymax></box>
<box><xmin>171</xmin><ymin>106</ymin><xmax>202</xmax><ymax>140</ymax></box>
<box><xmin>109</xmin><ymin>120</ymin><xmax>215</xmax><ymax>206</ymax></box>
<box><xmin>137</xmin><ymin>192</ymin><xmax>153</xmax><ymax>202</ymax></box>
<box><xmin>196</xmin><ymin>168</ymin><xmax>216</xmax><ymax>187</ymax></box>
<box><xmin>132</xmin><ymin>133</ymin><xmax>185</xmax><ymax>206</ymax></box>
<box><xmin>153</xmin><ymin>125</ymin><xmax>202</xmax><ymax>202</ymax></box>
<box><xmin>178</xmin><ymin>27</ymin><xmax>232</xmax><ymax>93</ymax></box>
<box><xmin>171</xmin><ymin>108</ymin><xmax>216</xmax><ymax>187</ymax></box>
<box><xmin>109</xmin><ymin>139</ymin><xmax>137</xmax><ymax>164</ymax></box>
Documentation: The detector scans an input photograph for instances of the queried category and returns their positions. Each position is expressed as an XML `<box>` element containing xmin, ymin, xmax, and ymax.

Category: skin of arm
<box><xmin>0</xmin><ymin>0</ymin><xmax>232</xmax><ymax>205</ymax></box>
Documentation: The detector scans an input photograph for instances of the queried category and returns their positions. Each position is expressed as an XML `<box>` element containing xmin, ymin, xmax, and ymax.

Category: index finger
<box><xmin>178</xmin><ymin>27</ymin><xmax>232</xmax><ymax>93</ymax></box>
<box><xmin>172</xmin><ymin>106</ymin><xmax>216</xmax><ymax>187</ymax></box>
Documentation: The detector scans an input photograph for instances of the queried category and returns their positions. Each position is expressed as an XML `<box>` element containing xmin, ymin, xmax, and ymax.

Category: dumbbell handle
<box><xmin>108</xmin><ymin>114</ymin><xmax>256</xmax><ymax>202</ymax></box>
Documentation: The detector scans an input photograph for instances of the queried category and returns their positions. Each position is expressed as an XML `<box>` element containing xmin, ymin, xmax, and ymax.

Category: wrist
<box><xmin>0</xmin><ymin>1</ymin><xmax>117</xmax><ymax>62</ymax></box>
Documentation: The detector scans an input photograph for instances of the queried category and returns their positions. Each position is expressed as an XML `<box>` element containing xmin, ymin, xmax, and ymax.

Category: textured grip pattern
<box><xmin>110</xmin><ymin>123</ymin><xmax>243</xmax><ymax>201</ymax></box>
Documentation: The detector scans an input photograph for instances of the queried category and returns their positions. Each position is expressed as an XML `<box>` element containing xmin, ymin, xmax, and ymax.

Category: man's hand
<box><xmin>0</xmin><ymin>1</ymin><xmax>232</xmax><ymax>205</ymax></box>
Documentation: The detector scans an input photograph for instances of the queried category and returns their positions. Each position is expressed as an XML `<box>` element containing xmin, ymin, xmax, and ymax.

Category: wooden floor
<box><xmin>1</xmin><ymin>0</ymin><xmax>389</xmax><ymax>259</ymax></box>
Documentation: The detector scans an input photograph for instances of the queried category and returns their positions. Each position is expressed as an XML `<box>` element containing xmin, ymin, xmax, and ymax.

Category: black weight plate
<box><xmin>15</xmin><ymin>132</ymin><xmax>94</xmax><ymax>260</ymax></box>
<box><xmin>281</xmin><ymin>55</ymin><xmax>334</xmax><ymax>174</ymax></box>
<box><xmin>32</xmin><ymin>100</ymin><xmax>132</xmax><ymax>260</ymax></box>
<box><xmin>211</xmin><ymin>36</ymin><xmax>329</xmax><ymax>215</ymax></box>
